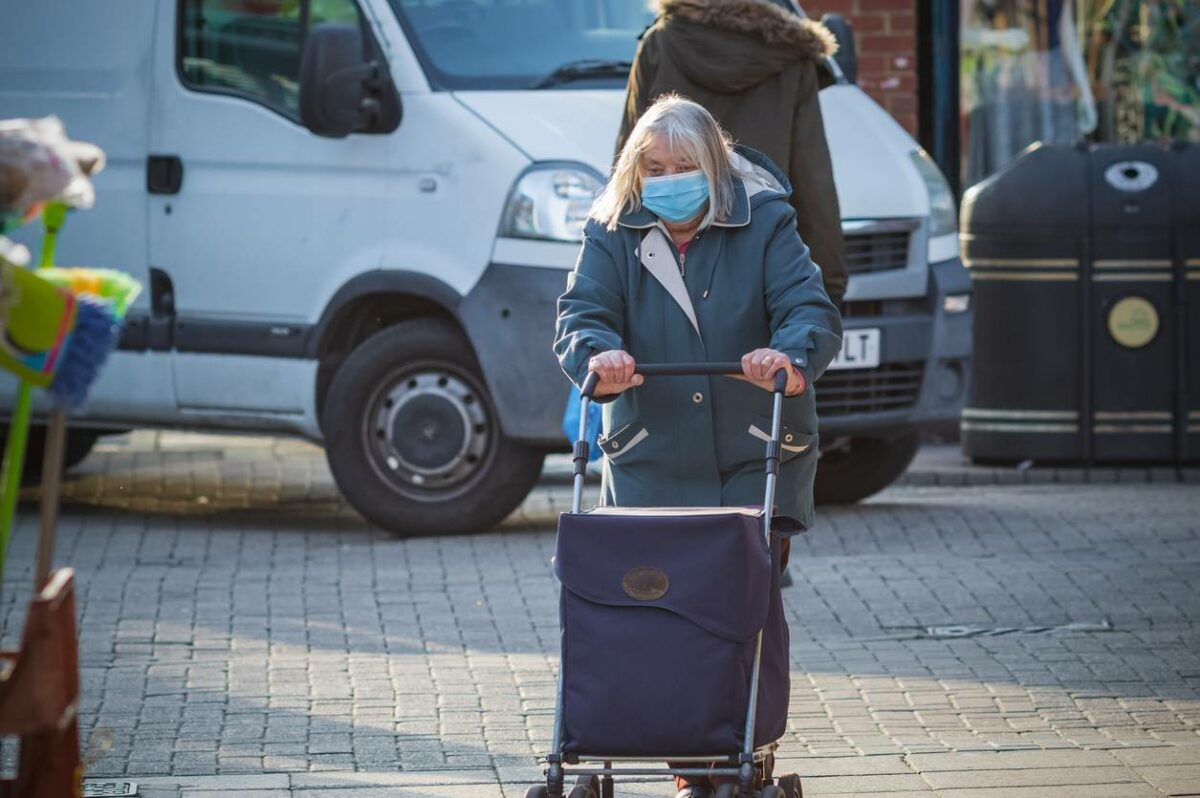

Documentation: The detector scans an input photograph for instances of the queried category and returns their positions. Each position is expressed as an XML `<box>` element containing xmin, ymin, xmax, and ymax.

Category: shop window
<box><xmin>960</xmin><ymin>0</ymin><xmax>1198</xmax><ymax>189</ymax></box>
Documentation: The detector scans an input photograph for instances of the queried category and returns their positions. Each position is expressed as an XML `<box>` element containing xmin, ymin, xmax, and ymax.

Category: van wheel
<box><xmin>0</xmin><ymin>425</ymin><xmax>101</xmax><ymax>485</ymax></box>
<box><xmin>813</xmin><ymin>432</ymin><xmax>920</xmax><ymax>504</ymax></box>
<box><xmin>322</xmin><ymin>318</ymin><xmax>544</xmax><ymax>536</ymax></box>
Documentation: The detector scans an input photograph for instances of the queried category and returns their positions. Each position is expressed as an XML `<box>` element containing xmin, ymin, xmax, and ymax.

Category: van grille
<box><xmin>843</xmin><ymin>229</ymin><xmax>911</xmax><ymax>275</ymax></box>
<box><xmin>816</xmin><ymin>361</ymin><xmax>924</xmax><ymax>416</ymax></box>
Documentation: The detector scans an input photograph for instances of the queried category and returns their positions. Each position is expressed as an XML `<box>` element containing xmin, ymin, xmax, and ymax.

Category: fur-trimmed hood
<box><xmin>648</xmin><ymin>0</ymin><xmax>837</xmax><ymax>94</ymax></box>
<box><xmin>656</xmin><ymin>0</ymin><xmax>836</xmax><ymax>59</ymax></box>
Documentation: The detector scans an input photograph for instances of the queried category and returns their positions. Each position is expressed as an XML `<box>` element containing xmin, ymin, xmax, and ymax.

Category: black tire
<box><xmin>525</xmin><ymin>787</ymin><xmax>549</xmax><ymax>798</ymax></box>
<box><xmin>759</xmin><ymin>786</ymin><xmax>786</xmax><ymax>798</ymax></box>
<box><xmin>775</xmin><ymin>774</ymin><xmax>802</xmax><ymax>798</ymax></box>
<box><xmin>568</xmin><ymin>775</ymin><xmax>599</xmax><ymax>798</ymax></box>
<box><xmin>813</xmin><ymin>431</ymin><xmax>920</xmax><ymax>504</ymax></box>
<box><xmin>0</xmin><ymin>425</ymin><xmax>101</xmax><ymax>485</ymax></box>
<box><xmin>321</xmin><ymin>318</ymin><xmax>545</xmax><ymax>536</ymax></box>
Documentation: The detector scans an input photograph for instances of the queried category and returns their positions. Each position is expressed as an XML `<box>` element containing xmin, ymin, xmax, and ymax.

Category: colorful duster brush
<box><xmin>0</xmin><ymin>117</ymin><xmax>118</xmax><ymax>589</ymax></box>
<box><xmin>37</xmin><ymin>267</ymin><xmax>140</xmax><ymax>406</ymax></box>
<box><xmin>0</xmin><ymin>236</ymin><xmax>141</xmax><ymax>587</ymax></box>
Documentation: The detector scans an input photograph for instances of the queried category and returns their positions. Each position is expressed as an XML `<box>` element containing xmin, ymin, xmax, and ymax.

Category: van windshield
<box><xmin>387</xmin><ymin>0</ymin><xmax>656</xmax><ymax>90</ymax></box>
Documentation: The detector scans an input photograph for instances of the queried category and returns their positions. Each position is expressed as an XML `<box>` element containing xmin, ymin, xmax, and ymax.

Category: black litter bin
<box><xmin>961</xmin><ymin>142</ymin><xmax>1199</xmax><ymax>465</ymax></box>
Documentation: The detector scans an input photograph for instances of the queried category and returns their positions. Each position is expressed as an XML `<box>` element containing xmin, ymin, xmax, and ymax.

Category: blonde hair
<box><xmin>592</xmin><ymin>95</ymin><xmax>742</xmax><ymax>231</ymax></box>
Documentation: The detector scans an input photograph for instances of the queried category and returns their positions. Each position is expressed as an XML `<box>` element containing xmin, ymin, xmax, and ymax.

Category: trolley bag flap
<box><xmin>554</xmin><ymin>507</ymin><xmax>772</xmax><ymax>642</ymax></box>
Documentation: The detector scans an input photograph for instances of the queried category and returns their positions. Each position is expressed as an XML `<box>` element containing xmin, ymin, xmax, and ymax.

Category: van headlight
<box><xmin>499</xmin><ymin>164</ymin><xmax>604</xmax><ymax>243</ymax></box>
<box><xmin>909</xmin><ymin>149</ymin><xmax>957</xmax><ymax>239</ymax></box>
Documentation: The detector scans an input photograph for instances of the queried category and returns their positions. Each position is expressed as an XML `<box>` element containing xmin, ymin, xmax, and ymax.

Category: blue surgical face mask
<box><xmin>640</xmin><ymin>170</ymin><xmax>709</xmax><ymax>224</ymax></box>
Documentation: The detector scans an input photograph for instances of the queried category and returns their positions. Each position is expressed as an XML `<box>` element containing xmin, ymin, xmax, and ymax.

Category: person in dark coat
<box><xmin>556</xmin><ymin>93</ymin><xmax>840</xmax><ymax>798</ymax></box>
<box><xmin>617</xmin><ymin>0</ymin><xmax>848</xmax><ymax>306</ymax></box>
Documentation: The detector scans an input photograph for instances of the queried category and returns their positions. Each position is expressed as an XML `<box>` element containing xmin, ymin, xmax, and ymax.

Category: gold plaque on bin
<box><xmin>1107</xmin><ymin>296</ymin><xmax>1159</xmax><ymax>349</ymax></box>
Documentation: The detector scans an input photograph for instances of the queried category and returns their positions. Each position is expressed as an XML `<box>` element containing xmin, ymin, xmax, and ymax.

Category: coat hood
<box><xmin>652</xmin><ymin>0</ymin><xmax>837</xmax><ymax>94</ymax></box>
<box><xmin>733</xmin><ymin>145</ymin><xmax>791</xmax><ymax>199</ymax></box>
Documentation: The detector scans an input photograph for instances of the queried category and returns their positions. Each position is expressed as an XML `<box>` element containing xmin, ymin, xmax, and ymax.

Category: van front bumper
<box><xmin>817</xmin><ymin>257</ymin><xmax>972</xmax><ymax>439</ymax></box>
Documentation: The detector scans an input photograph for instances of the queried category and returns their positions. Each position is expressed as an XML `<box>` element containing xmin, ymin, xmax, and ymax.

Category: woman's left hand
<box><xmin>739</xmin><ymin>348</ymin><xmax>807</xmax><ymax>396</ymax></box>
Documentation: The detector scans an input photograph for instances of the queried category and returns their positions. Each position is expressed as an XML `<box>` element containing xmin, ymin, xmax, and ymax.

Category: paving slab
<box><xmin>1127</xmin><ymin>764</ymin><xmax>1200</xmax><ymax>796</ymax></box>
<box><xmin>1143</xmin><ymin>780</ymin><xmax>1200</xmax><ymax>797</ymax></box>
<box><xmin>921</xmin><ymin>766</ymin><xmax>1143</xmax><ymax>789</ymax></box>
<box><xmin>185</xmin><ymin>792</ymin><xmax>292</xmax><ymax>798</ymax></box>
<box><xmin>292</xmin><ymin>789</ymin><xmax>504</xmax><ymax>798</ymax></box>
<box><xmin>778</xmin><ymin>755</ymin><xmax>913</xmax><ymax>776</ymax></box>
<box><xmin>134</xmin><ymin>775</ymin><xmax>291</xmax><ymax>790</ymax></box>
<box><xmin>1110</xmin><ymin>747</ymin><xmax>1200</xmax><ymax>766</ymax></box>
<box><xmin>934</xmin><ymin>785</ymin><xmax>1165</xmax><ymax>798</ymax></box>
<box><xmin>798</xmin><ymin>773</ymin><xmax>931</xmax><ymax>793</ymax></box>
<box><xmin>904</xmin><ymin>750</ymin><xmax>1123</xmax><ymax>771</ymax></box>
<box><xmin>290</xmin><ymin>771</ymin><xmax>498</xmax><ymax>789</ymax></box>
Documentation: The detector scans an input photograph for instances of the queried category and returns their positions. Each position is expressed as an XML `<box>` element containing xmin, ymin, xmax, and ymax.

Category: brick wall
<box><xmin>809</xmin><ymin>0</ymin><xmax>919</xmax><ymax>136</ymax></box>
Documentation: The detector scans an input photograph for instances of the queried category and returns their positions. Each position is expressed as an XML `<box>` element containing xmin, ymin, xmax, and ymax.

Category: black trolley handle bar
<box><xmin>579</xmin><ymin>362</ymin><xmax>788</xmax><ymax>399</ymax></box>
<box><xmin>571</xmin><ymin>363</ymin><xmax>789</xmax><ymax>520</ymax></box>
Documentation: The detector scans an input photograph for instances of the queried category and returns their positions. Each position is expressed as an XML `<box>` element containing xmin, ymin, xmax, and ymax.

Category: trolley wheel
<box><xmin>714</xmin><ymin>784</ymin><xmax>739</xmax><ymax>798</ymax></box>
<box><xmin>759</xmin><ymin>786</ymin><xmax>785</xmax><ymax>798</ymax></box>
<box><xmin>566</xmin><ymin>772</ymin><xmax>595</xmax><ymax>796</ymax></box>
<box><xmin>524</xmin><ymin>786</ymin><xmax>549</xmax><ymax>798</ymax></box>
<box><xmin>775</xmin><ymin>773</ymin><xmax>802</xmax><ymax>798</ymax></box>
<box><xmin>568</xmin><ymin>775</ymin><xmax>600</xmax><ymax>798</ymax></box>
<box><xmin>761</xmin><ymin>752</ymin><xmax>775</xmax><ymax>784</ymax></box>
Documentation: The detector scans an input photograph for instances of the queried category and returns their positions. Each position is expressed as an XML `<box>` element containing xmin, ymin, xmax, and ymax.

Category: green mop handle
<box><xmin>0</xmin><ymin>202</ymin><xmax>67</xmax><ymax>584</ymax></box>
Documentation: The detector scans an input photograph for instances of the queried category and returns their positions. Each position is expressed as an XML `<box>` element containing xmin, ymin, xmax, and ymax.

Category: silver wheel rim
<box><xmin>364</xmin><ymin>366</ymin><xmax>493</xmax><ymax>499</ymax></box>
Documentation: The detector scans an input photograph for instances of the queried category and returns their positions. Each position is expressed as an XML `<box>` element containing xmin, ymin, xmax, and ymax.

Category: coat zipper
<box><xmin>679</xmin><ymin>249</ymin><xmax>686</xmax><ymax>277</ymax></box>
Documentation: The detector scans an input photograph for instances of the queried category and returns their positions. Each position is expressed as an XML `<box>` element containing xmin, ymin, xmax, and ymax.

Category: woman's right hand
<box><xmin>588</xmin><ymin>350</ymin><xmax>644</xmax><ymax>396</ymax></box>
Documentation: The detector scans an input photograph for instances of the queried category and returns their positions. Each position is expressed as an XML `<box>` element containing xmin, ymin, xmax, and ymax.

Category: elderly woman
<box><xmin>555</xmin><ymin>97</ymin><xmax>840</xmax><ymax>797</ymax></box>
<box><xmin>554</xmin><ymin>96</ymin><xmax>841</xmax><ymax>538</ymax></box>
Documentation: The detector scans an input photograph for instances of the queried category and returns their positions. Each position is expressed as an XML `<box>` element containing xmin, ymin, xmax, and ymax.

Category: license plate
<box><xmin>827</xmin><ymin>328</ymin><xmax>881</xmax><ymax>370</ymax></box>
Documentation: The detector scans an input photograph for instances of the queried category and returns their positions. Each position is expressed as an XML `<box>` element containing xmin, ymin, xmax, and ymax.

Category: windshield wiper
<box><xmin>533</xmin><ymin>59</ymin><xmax>633</xmax><ymax>89</ymax></box>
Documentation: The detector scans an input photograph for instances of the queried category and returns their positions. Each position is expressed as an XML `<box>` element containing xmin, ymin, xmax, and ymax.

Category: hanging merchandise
<box><xmin>0</xmin><ymin>261</ymin><xmax>135</xmax><ymax>407</ymax></box>
<box><xmin>0</xmin><ymin>116</ymin><xmax>139</xmax><ymax>798</ymax></box>
<box><xmin>0</xmin><ymin>116</ymin><xmax>141</xmax><ymax>587</ymax></box>
<box><xmin>0</xmin><ymin>116</ymin><xmax>103</xmax><ymax>214</ymax></box>
<box><xmin>0</xmin><ymin>260</ymin><xmax>79</xmax><ymax>391</ymax></box>
<box><xmin>36</xmin><ymin>267</ymin><xmax>140</xmax><ymax>407</ymax></box>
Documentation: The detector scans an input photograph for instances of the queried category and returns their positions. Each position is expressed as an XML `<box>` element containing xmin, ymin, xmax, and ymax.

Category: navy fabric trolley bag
<box><xmin>555</xmin><ymin>507</ymin><xmax>790</xmax><ymax>756</ymax></box>
<box><xmin>534</xmin><ymin>363</ymin><xmax>806</xmax><ymax>798</ymax></box>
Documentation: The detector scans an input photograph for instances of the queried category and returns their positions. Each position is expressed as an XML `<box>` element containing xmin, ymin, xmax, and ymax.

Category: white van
<box><xmin>2</xmin><ymin>0</ymin><xmax>970</xmax><ymax>535</ymax></box>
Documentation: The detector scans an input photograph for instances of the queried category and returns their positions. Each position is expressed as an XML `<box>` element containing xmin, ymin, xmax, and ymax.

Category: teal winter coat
<box><xmin>554</xmin><ymin>148</ymin><xmax>842</xmax><ymax>528</ymax></box>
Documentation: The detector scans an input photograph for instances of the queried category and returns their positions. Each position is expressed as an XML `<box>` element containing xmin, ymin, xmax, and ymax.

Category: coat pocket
<box><xmin>748</xmin><ymin>415</ymin><xmax>814</xmax><ymax>461</ymax></box>
<box><xmin>598</xmin><ymin>420</ymin><xmax>650</xmax><ymax>462</ymax></box>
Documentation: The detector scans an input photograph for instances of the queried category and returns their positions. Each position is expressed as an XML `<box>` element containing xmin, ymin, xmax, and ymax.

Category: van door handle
<box><xmin>147</xmin><ymin>155</ymin><xmax>184</xmax><ymax>195</ymax></box>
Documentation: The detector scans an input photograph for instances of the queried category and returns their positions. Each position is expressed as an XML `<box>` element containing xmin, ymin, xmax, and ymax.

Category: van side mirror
<box><xmin>299</xmin><ymin>23</ymin><xmax>401</xmax><ymax>138</ymax></box>
<box><xmin>820</xmin><ymin>14</ymin><xmax>858</xmax><ymax>85</ymax></box>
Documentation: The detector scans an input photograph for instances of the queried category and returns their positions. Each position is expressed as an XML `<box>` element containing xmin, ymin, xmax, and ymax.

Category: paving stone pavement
<box><xmin>0</xmin><ymin>431</ymin><xmax>1197</xmax><ymax>796</ymax></box>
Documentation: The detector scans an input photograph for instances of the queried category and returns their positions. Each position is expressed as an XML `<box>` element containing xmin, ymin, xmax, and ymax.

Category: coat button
<box><xmin>692</xmin><ymin>392</ymin><xmax>703</xmax><ymax>404</ymax></box>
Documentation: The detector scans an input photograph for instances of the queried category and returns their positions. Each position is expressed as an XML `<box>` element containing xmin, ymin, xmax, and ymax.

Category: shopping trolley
<box><xmin>528</xmin><ymin>363</ymin><xmax>804</xmax><ymax>798</ymax></box>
